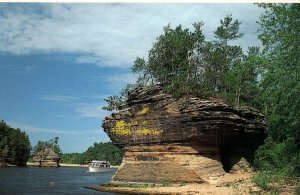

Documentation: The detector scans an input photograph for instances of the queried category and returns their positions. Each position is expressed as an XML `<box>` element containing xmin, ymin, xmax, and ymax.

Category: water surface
<box><xmin>0</xmin><ymin>166</ymin><xmax>117</xmax><ymax>194</ymax></box>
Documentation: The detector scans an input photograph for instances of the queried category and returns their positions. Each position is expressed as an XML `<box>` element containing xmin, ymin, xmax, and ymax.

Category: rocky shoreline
<box><xmin>26</xmin><ymin>162</ymin><xmax>88</xmax><ymax>167</ymax></box>
<box><xmin>59</xmin><ymin>163</ymin><xmax>88</xmax><ymax>167</ymax></box>
<box><xmin>87</xmin><ymin>172</ymin><xmax>263</xmax><ymax>194</ymax></box>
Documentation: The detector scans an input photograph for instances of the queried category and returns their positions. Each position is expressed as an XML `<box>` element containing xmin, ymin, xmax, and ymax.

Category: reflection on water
<box><xmin>0</xmin><ymin>167</ymin><xmax>117</xmax><ymax>194</ymax></box>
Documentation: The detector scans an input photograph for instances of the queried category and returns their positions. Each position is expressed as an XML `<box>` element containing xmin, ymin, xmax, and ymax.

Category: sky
<box><xmin>0</xmin><ymin>3</ymin><xmax>264</xmax><ymax>153</ymax></box>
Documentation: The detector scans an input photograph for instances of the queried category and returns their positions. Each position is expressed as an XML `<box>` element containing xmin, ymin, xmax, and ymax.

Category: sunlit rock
<box><xmin>102</xmin><ymin>85</ymin><xmax>266</xmax><ymax>183</ymax></box>
<box><xmin>32</xmin><ymin>148</ymin><xmax>60</xmax><ymax>167</ymax></box>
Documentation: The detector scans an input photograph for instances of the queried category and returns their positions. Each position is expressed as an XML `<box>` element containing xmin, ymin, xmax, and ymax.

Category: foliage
<box><xmin>61</xmin><ymin>142</ymin><xmax>122</xmax><ymax>166</ymax></box>
<box><xmin>255</xmin><ymin>137</ymin><xmax>299</xmax><ymax>174</ymax></box>
<box><xmin>60</xmin><ymin>153</ymin><xmax>83</xmax><ymax>164</ymax></box>
<box><xmin>212</xmin><ymin>15</ymin><xmax>244</xmax><ymax>97</ymax></box>
<box><xmin>254</xmin><ymin>3</ymin><xmax>300</xmax><ymax>178</ymax></box>
<box><xmin>33</xmin><ymin>137</ymin><xmax>62</xmax><ymax>155</ymax></box>
<box><xmin>258</xmin><ymin>3</ymin><xmax>300</xmax><ymax>145</ymax></box>
<box><xmin>252</xmin><ymin>171</ymin><xmax>300</xmax><ymax>194</ymax></box>
<box><xmin>159</xmin><ymin>179</ymin><xmax>170</xmax><ymax>187</ymax></box>
<box><xmin>102</xmin><ymin>83</ymin><xmax>139</xmax><ymax>111</ymax></box>
<box><xmin>104</xmin><ymin>15</ymin><xmax>262</xmax><ymax>110</ymax></box>
<box><xmin>0</xmin><ymin>120</ymin><xmax>31</xmax><ymax>166</ymax></box>
<box><xmin>252</xmin><ymin>172</ymin><xmax>272</xmax><ymax>191</ymax></box>
<box><xmin>131</xmin><ymin>15</ymin><xmax>261</xmax><ymax>105</ymax></box>
<box><xmin>102</xmin><ymin>95</ymin><xmax>123</xmax><ymax>111</ymax></box>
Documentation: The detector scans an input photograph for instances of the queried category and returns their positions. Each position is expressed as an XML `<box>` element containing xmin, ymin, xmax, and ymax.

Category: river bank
<box><xmin>26</xmin><ymin>162</ymin><xmax>119</xmax><ymax>168</ymax></box>
<box><xmin>88</xmin><ymin>173</ymin><xmax>263</xmax><ymax>194</ymax></box>
<box><xmin>26</xmin><ymin>162</ymin><xmax>88</xmax><ymax>167</ymax></box>
<box><xmin>0</xmin><ymin>162</ymin><xmax>17</xmax><ymax>167</ymax></box>
<box><xmin>60</xmin><ymin>163</ymin><xmax>88</xmax><ymax>167</ymax></box>
<box><xmin>91</xmin><ymin>172</ymin><xmax>299</xmax><ymax>194</ymax></box>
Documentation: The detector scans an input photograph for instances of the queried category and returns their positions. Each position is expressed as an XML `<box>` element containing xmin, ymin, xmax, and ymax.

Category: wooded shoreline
<box><xmin>25</xmin><ymin>162</ymin><xmax>88</xmax><ymax>167</ymax></box>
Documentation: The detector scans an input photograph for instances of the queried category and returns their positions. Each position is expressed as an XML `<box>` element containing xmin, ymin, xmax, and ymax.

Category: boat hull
<box><xmin>88</xmin><ymin>167</ymin><xmax>112</xmax><ymax>172</ymax></box>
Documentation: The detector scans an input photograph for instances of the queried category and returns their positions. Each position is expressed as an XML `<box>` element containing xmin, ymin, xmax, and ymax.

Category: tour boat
<box><xmin>88</xmin><ymin>160</ymin><xmax>112</xmax><ymax>172</ymax></box>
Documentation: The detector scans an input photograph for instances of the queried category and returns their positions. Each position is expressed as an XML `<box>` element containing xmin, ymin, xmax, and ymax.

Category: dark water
<box><xmin>0</xmin><ymin>167</ymin><xmax>117</xmax><ymax>194</ymax></box>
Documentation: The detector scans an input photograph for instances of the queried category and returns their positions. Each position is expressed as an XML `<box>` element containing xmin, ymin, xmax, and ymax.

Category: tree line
<box><xmin>103</xmin><ymin>3</ymin><xmax>300</xmax><ymax>190</ymax></box>
<box><xmin>0</xmin><ymin>120</ymin><xmax>31</xmax><ymax>166</ymax></box>
<box><xmin>0</xmin><ymin>120</ymin><xmax>122</xmax><ymax>166</ymax></box>
<box><xmin>32</xmin><ymin>138</ymin><xmax>122</xmax><ymax>166</ymax></box>
<box><xmin>60</xmin><ymin>142</ymin><xmax>122</xmax><ymax>166</ymax></box>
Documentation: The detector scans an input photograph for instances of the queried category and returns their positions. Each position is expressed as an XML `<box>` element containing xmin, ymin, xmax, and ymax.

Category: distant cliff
<box><xmin>102</xmin><ymin>85</ymin><xmax>266</xmax><ymax>183</ymax></box>
<box><xmin>32</xmin><ymin>148</ymin><xmax>60</xmax><ymax>167</ymax></box>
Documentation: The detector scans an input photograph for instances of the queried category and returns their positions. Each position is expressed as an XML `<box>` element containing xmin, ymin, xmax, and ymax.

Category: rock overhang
<box><xmin>102</xmin><ymin>85</ymin><xmax>266</xmax><ymax>183</ymax></box>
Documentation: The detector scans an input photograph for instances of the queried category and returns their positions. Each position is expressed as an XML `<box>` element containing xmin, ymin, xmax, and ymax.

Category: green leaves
<box><xmin>101</xmin><ymin>14</ymin><xmax>263</xmax><ymax>110</ymax></box>
<box><xmin>258</xmin><ymin>3</ymin><xmax>300</xmax><ymax>141</ymax></box>
<box><xmin>102</xmin><ymin>95</ymin><xmax>123</xmax><ymax>111</ymax></box>
<box><xmin>147</xmin><ymin>24</ymin><xmax>196</xmax><ymax>86</ymax></box>
<box><xmin>0</xmin><ymin>120</ymin><xmax>31</xmax><ymax>166</ymax></box>
<box><xmin>103</xmin><ymin>14</ymin><xmax>264</xmax><ymax>111</ymax></box>
<box><xmin>33</xmin><ymin>137</ymin><xmax>62</xmax><ymax>155</ymax></box>
<box><xmin>214</xmin><ymin>14</ymin><xmax>244</xmax><ymax>42</ymax></box>
<box><xmin>254</xmin><ymin>3</ymin><xmax>300</xmax><ymax>177</ymax></box>
<box><xmin>61</xmin><ymin>142</ymin><xmax>122</xmax><ymax>165</ymax></box>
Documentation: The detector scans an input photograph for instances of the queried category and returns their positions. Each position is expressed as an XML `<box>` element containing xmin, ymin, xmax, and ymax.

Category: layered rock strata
<box><xmin>32</xmin><ymin>148</ymin><xmax>60</xmax><ymax>167</ymax></box>
<box><xmin>102</xmin><ymin>85</ymin><xmax>266</xmax><ymax>183</ymax></box>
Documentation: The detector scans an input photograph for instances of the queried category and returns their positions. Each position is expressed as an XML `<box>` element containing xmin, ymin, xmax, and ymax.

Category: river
<box><xmin>0</xmin><ymin>166</ymin><xmax>117</xmax><ymax>194</ymax></box>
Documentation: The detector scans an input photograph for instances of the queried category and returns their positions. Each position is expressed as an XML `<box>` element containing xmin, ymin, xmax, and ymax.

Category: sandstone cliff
<box><xmin>32</xmin><ymin>148</ymin><xmax>60</xmax><ymax>167</ymax></box>
<box><xmin>102</xmin><ymin>85</ymin><xmax>266</xmax><ymax>183</ymax></box>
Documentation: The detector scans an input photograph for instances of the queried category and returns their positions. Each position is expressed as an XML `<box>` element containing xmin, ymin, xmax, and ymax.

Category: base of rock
<box><xmin>32</xmin><ymin>162</ymin><xmax>60</xmax><ymax>167</ymax></box>
<box><xmin>87</xmin><ymin>172</ymin><xmax>261</xmax><ymax>195</ymax></box>
<box><xmin>112</xmin><ymin>143</ymin><xmax>225</xmax><ymax>183</ymax></box>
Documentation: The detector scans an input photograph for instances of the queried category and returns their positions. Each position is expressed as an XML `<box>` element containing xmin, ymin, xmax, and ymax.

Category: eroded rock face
<box><xmin>229</xmin><ymin>157</ymin><xmax>254</xmax><ymax>174</ymax></box>
<box><xmin>102</xmin><ymin>85</ymin><xmax>266</xmax><ymax>183</ymax></box>
<box><xmin>32</xmin><ymin>148</ymin><xmax>60</xmax><ymax>167</ymax></box>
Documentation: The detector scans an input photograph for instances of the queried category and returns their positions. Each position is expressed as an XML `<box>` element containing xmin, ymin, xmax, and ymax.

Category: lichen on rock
<box><xmin>102</xmin><ymin>85</ymin><xmax>266</xmax><ymax>183</ymax></box>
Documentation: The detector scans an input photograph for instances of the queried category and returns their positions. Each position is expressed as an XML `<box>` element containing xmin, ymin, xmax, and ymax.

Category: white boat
<box><xmin>88</xmin><ymin>160</ymin><xmax>112</xmax><ymax>172</ymax></box>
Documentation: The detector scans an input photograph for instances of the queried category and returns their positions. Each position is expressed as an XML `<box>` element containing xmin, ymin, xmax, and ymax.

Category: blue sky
<box><xmin>0</xmin><ymin>3</ymin><xmax>263</xmax><ymax>153</ymax></box>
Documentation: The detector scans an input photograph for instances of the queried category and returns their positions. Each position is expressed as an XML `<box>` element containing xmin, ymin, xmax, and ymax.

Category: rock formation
<box><xmin>102</xmin><ymin>85</ymin><xmax>266</xmax><ymax>183</ymax></box>
<box><xmin>32</xmin><ymin>148</ymin><xmax>60</xmax><ymax>167</ymax></box>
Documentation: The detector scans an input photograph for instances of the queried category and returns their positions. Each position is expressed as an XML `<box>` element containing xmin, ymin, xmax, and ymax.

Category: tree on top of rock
<box><xmin>131</xmin><ymin>15</ymin><xmax>260</xmax><ymax>106</ymax></box>
<box><xmin>132</xmin><ymin>22</ymin><xmax>206</xmax><ymax>96</ymax></box>
<box><xmin>103</xmin><ymin>15</ymin><xmax>262</xmax><ymax>111</ymax></box>
<box><xmin>33</xmin><ymin>137</ymin><xmax>62</xmax><ymax>156</ymax></box>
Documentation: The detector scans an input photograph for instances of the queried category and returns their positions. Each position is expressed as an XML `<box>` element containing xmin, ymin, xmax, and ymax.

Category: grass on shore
<box><xmin>252</xmin><ymin>171</ymin><xmax>300</xmax><ymax>194</ymax></box>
